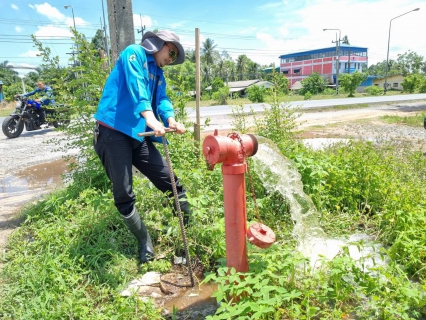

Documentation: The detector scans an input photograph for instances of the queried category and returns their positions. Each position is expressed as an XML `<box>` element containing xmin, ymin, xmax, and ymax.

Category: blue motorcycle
<box><xmin>2</xmin><ymin>95</ymin><xmax>70</xmax><ymax>138</ymax></box>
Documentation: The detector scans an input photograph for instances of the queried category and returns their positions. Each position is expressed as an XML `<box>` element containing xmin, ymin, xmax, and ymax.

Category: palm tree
<box><xmin>201</xmin><ymin>38</ymin><xmax>218</xmax><ymax>66</ymax></box>
<box><xmin>236</xmin><ymin>55</ymin><xmax>249</xmax><ymax>80</ymax></box>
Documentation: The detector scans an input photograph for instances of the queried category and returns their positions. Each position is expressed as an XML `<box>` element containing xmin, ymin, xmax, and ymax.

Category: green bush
<box><xmin>364</xmin><ymin>85</ymin><xmax>383</xmax><ymax>96</ymax></box>
<box><xmin>212</xmin><ymin>85</ymin><xmax>230</xmax><ymax>105</ymax></box>
<box><xmin>246</xmin><ymin>85</ymin><xmax>267</xmax><ymax>103</ymax></box>
<box><xmin>401</xmin><ymin>74</ymin><xmax>421</xmax><ymax>93</ymax></box>
<box><xmin>304</xmin><ymin>91</ymin><xmax>312</xmax><ymax>100</ymax></box>
<box><xmin>419</xmin><ymin>76</ymin><xmax>426</xmax><ymax>93</ymax></box>
<box><xmin>299</xmin><ymin>72</ymin><xmax>327</xmax><ymax>95</ymax></box>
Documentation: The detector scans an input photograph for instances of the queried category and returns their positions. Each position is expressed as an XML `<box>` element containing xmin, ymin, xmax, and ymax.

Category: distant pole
<box><xmin>323</xmin><ymin>28</ymin><xmax>341</xmax><ymax>95</ymax></box>
<box><xmin>101</xmin><ymin>0</ymin><xmax>110</xmax><ymax>70</ymax></box>
<box><xmin>195</xmin><ymin>28</ymin><xmax>201</xmax><ymax>150</ymax></box>
<box><xmin>384</xmin><ymin>8</ymin><xmax>420</xmax><ymax>94</ymax></box>
<box><xmin>137</xmin><ymin>14</ymin><xmax>146</xmax><ymax>42</ymax></box>
<box><xmin>106</xmin><ymin>0</ymin><xmax>135</xmax><ymax>67</ymax></box>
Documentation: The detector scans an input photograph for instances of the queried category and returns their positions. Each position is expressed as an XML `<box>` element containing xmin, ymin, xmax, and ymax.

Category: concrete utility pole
<box><xmin>106</xmin><ymin>0</ymin><xmax>135</xmax><ymax>67</ymax></box>
<box><xmin>324</xmin><ymin>28</ymin><xmax>341</xmax><ymax>95</ymax></box>
<box><xmin>195</xmin><ymin>28</ymin><xmax>201</xmax><ymax>151</ymax></box>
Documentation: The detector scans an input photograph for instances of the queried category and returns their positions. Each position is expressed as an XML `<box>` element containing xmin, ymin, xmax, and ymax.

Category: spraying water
<box><xmin>253</xmin><ymin>136</ymin><xmax>385</xmax><ymax>269</ymax></box>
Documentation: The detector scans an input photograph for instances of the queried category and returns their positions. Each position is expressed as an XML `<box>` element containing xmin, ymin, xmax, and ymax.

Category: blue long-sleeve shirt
<box><xmin>24</xmin><ymin>85</ymin><xmax>55</xmax><ymax>106</ymax></box>
<box><xmin>94</xmin><ymin>44</ymin><xmax>174</xmax><ymax>142</ymax></box>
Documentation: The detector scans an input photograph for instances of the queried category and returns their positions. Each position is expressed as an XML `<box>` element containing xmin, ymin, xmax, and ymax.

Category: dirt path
<box><xmin>1</xmin><ymin>100</ymin><xmax>426</xmax><ymax>261</ymax></box>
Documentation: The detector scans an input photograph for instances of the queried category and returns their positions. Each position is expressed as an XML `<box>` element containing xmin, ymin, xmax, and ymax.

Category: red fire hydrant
<box><xmin>203</xmin><ymin>130</ymin><xmax>275</xmax><ymax>273</ymax></box>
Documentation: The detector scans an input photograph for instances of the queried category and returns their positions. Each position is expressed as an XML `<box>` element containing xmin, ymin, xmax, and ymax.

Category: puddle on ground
<box><xmin>0</xmin><ymin>159</ymin><xmax>69</xmax><ymax>210</ymax></box>
<box><xmin>162</xmin><ymin>282</ymin><xmax>218</xmax><ymax>318</ymax></box>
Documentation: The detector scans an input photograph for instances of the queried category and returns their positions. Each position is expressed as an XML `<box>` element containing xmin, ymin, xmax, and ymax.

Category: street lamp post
<box><xmin>384</xmin><ymin>8</ymin><xmax>420</xmax><ymax>94</ymax></box>
<box><xmin>324</xmin><ymin>28</ymin><xmax>341</xmax><ymax>95</ymax></box>
<box><xmin>64</xmin><ymin>5</ymin><xmax>77</xmax><ymax>68</ymax></box>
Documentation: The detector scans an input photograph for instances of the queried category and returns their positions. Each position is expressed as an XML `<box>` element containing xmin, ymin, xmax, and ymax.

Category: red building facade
<box><xmin>279</xmin><ymin>45</ymin><xmax>368</xmax><ymax>86</ymax></box>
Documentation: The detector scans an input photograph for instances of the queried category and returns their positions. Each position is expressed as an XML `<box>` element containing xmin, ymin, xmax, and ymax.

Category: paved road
<box><xmin>185</xmin><ymin>93</ymin><xmax>426</xmax><ymax>118</ymax></box>
<box><xmin>2</xmin><ymin>93</ymin><xmax>426</xmax><ymax>128</ymax></box>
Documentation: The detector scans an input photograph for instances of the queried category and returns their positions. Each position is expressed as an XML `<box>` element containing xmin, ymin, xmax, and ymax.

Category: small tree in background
<box><xmin>212</xmin><ymin>85</ymin><xmax>230</xmax><ymax>105</ymax></box>
<box><xmin>246</xmin><ymin>85</ymin><xmax>267</xmax><ymax>103</ymax></box>
<box><xmin>299</xmin><ymin>72</ymin><xmax>327</xmax><ymax>95</ymax></box>
<box><xmin>211</xmin><ymin>77</ymin><xmax>225</xmax><ymax>93</ymax></box>
<box><xmin>401</xmin><ymin>74</ymin><xmax>421</xmax><ymax>93</ymax></box>
<box><xmin>338</xmin><ymin>71</ymin><xmax>367</xmax><ymax>97</ymax></box>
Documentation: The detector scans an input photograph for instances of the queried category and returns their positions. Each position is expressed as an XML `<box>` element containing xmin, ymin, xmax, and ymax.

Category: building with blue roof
<box><xmin>279</xmin><ymin>44</ymin><xmax>374</xmax><ymax>88</ymax></box>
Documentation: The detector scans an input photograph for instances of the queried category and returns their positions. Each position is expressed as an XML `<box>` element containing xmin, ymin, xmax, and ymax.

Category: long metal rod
<box><xmin>161</xmin><ymin>136</ymin><xmax>195</xmax><ymax>288</ymax></box>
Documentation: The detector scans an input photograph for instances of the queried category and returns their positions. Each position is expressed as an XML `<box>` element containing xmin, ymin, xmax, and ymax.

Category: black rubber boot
<box><xmin>122</xmin><ymin>208</ymin><xmax>154</xmax><ymax>263</ymax></box>
<box><xmin>173</xmin><ymin>192</ymin><xmax>192</xmax><ymax>227</ymax></box>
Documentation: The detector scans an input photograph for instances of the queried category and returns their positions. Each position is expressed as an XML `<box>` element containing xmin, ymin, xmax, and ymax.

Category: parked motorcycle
<box><xmin>2</xmin><ymin>95</ymin><xmax>70</xmax><ymax>138</ymax></box>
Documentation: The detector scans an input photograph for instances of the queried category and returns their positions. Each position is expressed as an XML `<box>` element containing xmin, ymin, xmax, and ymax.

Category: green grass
<box><xmin>380</xmin><ymin>112</ymin><xmax>426</xmax><ymax>127</ymax></box>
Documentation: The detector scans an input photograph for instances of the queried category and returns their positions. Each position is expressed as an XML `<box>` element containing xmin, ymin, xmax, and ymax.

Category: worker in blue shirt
<box><xmin>93</xmin><ymin>30</ymin><xmax>190</xmax><ymax>264</ymax></box>
<box><xmin>22</xmin><ymin>80</ymin><xmax>55</xmax><ymax>124</ymax></box>
<box><xmin>0</xmin><ymin>80</ymin><xmax>4</xmax><ymax>103</ymax></box>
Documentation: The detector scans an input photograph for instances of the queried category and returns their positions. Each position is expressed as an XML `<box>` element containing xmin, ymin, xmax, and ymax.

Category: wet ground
<box><xmin>0</xmin><ymin>159</ymin><xmax>69</xmax><ymax>263</ymax></box>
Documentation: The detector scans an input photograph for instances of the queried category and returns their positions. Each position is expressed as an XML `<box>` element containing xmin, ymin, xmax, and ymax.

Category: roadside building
<box><xmin>373</xmin><ymin>74</ymin><xmax>404</xmax><ymax>91</ymax></box>
<box><xmin>205</xmin><ymin>79</ymin><xmax>274</xmax><ymax>97</ymax></box>
<box><xmin>279</xmin><ymin>45</ymin><xmax>374</xmax><ymax>90</ymax></box>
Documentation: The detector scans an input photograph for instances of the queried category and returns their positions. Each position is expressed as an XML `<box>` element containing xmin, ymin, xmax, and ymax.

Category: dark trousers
<box><xmin>94</xmin><ymin>124</ymin><xmax>184</xmax><ymax>216</ymax></box>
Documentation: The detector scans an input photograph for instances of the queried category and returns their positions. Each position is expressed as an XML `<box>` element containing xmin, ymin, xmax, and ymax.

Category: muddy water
<box><xmin>162</xmin><ymin>282</ymin><xmax>218</xmax><ymax>317</ymax></box>
<box><xmin>0</xmin><ymin>159</ymin><xmax>68</xmax><ymax>210</ymax></box>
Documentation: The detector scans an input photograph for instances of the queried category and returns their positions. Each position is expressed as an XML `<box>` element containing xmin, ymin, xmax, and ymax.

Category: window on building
<box><xmin>283</xmin><ymin>70</ymin><xmax>289</xmax><ymax>74</ymax></box>
<box><xmin>374</xmin><ymin>84</ymin><xmax>378</xmax><ymax>86</ymax></box>
<box><xmin>393</xmin><ymin>83</ymin><xmax>398</xmax><ymax>88</ymax></box>
<box><xmin>293</xmin><ymin>68</ymin><xmax>300</xmax><ymax>74</ymax></box>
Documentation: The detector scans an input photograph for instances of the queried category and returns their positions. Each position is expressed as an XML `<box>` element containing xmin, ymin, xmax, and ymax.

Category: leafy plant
<box><xmin>338</xmin><ymin>71</ymin><xmax>368</xmax><ymax>97</ymax></box>
<box><xmin>246</xmin><ymin>84</ymin><xmax>267</xmax><ymax>103</ymax></box>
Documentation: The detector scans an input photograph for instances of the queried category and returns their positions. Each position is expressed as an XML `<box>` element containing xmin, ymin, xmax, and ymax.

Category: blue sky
<box><xmin>1</xmin><ymin>0</ymin><xmax>425</xmax><ymax>77</ymax></box>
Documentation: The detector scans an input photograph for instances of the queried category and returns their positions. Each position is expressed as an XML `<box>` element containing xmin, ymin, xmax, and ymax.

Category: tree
<box><xmin>185</xmin><ymin>49</ymin><xmax>196</xmax><ymax>63</ymax></box>
<box><xmin>269</xmin><ymin>70</ymin><xmax>289</xmax><ymax>96</ymax></box>
<box><xmin>299</xmin><ymin>72</ymin><xmax>327</xmax><ymax>95</ymax></box>
<box><xmin>246</xmin><ymin>85</ymin><xmax>267</xmax><ymax>103</ymax></box>
<box><xmin>201</xmin><ymin>38</ymin><xmax>218</xmax><ymax>67</ymax></box>
<box><xmin>211</xmin><ymin>77</ymin><xmax>225</xmax><ymax>93</ymax></box>
<box><xmin>401</xmin><ymin>74</ymin><xmax>421</xmax><ymax>93</ymax></box>
<box><xmin>338</xmin><ymin>71</ymin><xmax>367</xmax><ymax>97</ymax></box>
<box><xmin>236</xmin><ymin>55</ymin><xmax>249</xmax><ymax>80</ymax></box>
<box><xmin>342</xmin><ymin>35</ymin><xmax>350</xmax><ymax>45</ymax></box>
<box><xmin>397</xmin><ymin>50</ymin><xmax>424</xmax><ymax>75</ymax></box>
<box><xmin>91</xmin><ymin>29</ymin><xmax>105</xmax><ymax>51</ymax></box>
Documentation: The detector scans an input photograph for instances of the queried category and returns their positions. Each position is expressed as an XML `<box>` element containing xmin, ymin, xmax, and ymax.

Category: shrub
<box><xmin>212</xmin><ymin>86</ymin><xmax>230</xmax><ymax>105</ymax></box>
<box><xmin>338</xmin><ymin>72</ymin><xmax>368</xmax><ymax>97</ymax></box>
<box><xmin>246</xmin><ymin>85</ymin><xmax>267</xmax><ymax>103</ymax></box>
<box><xmin>299</xmin><ymin>72</ymin><xmax>327</xmax><ymax>95</ymax></box>
<box><xmin>304</xmin><ymin>91</ymin><xmax>312</xmax><ymax>100</ymax></box>
<box><xmin>364</xmin><ymin>86</ymin><xmax>383</xmax><ymax>96</ymax></box>
<box><xmin>401</xmin><ymin>74</ymin><xmax>421</xmax><ymax>93</ymax></box>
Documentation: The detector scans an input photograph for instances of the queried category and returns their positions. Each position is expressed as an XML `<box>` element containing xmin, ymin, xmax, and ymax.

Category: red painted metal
<box><xmin>247</xmin><ymin>223</ymin><xmax>276</xmax><ymax>249</ymax></box>
<box><xmin>203</xmin><ymin>130</ymin><xmax>258</xmax><ymax>272</ymax></box>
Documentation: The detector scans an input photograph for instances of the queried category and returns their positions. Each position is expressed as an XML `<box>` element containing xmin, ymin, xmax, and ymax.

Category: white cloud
<box><xmin>33</xmin><ymin>25</ymin><xmax>72</xmax><ymax>38</ymax></box>
<box><xmin>30</xmin><ymin>3</ymin><xmax>66</xmax><ymax>22</ymax></box>
<box><xmin>133</xmin><ymin>14</ymin><xmax>154</xmax><ymax>30</ymax></box>
<box><xmin>29</xmin><ymin>3</ymin><xmax>89</xmax><ymax>28</ymax></box>
<box><xmin>15</xmin><ymin>26</ymin><xmax>23</xmax><ymax>32</ymax></box>
<box><xmin>11</xmin><ymin>4</ymin><xmax>19</xmax><ymax>10</ymax></box>
<box><xmin>248</xmin><ymin>0</ymin><xmax>425</xmax><ymax>66</ymax></box>
<box><xmin>20</xmin><ymin>50</ymin><xmax>42</xmax><ymax>58</ymax></box>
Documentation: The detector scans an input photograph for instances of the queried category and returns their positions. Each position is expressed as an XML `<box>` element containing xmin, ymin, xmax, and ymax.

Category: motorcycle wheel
<box><xmin>2</xmin><ymin>116</ymin><xmax>24</xmax><ymax>138</ymax></box>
